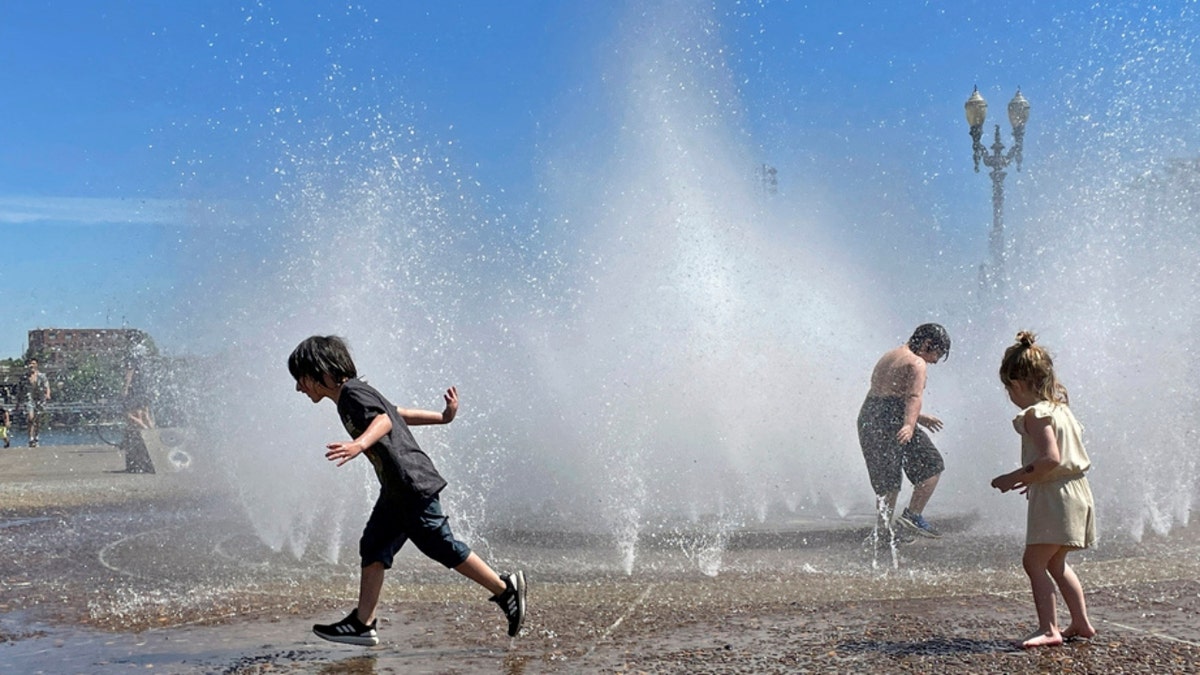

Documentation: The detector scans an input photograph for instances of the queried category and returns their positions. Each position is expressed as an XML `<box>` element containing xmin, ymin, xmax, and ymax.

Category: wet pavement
<box><xmin>2</xmin><ymin>445</ymin><xmax>1200</xmax><ymax>673</ymax></box>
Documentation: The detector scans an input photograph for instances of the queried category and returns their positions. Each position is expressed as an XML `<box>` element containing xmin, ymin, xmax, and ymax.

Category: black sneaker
<box><xmin>312</xmin><ymin>608</ymin><xmax>378</xmax><ymax>646</ymax></box>
<box><xmin>489</xmin><ymin>571</ymin><xmax>527</xmax><ymax>637</ymax></box>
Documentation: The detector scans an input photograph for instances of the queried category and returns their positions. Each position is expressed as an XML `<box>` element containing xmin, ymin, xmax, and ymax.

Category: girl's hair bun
<box><xmin>1015</xmin><ymin>330</ymin><xmax>1037</xmax><ymax>348</ymax></box>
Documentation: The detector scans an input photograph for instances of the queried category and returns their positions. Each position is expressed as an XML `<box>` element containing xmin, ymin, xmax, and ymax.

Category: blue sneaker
<box><xmin>899</xmin><ymin>508</ymin><xmax>942</xmax><ymax>538</ymax></box>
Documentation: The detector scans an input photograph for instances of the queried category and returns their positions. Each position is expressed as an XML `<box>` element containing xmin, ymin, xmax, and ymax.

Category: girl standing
<box><xmin>991</xmin><ymin>331</ymin><xmax>1097</xmax><ymax>648</ymax></box>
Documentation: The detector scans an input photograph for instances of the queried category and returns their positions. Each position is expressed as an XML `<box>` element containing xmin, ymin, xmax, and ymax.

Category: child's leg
<box><xmin>875</xmin><ymin>491</ymin><xmax>898</xmax><ymax>528</ymax></box>
<box><xmin>1048</xmin><ymin>548</ymin><xmax>1096</xmax><ymax>639</ymax></box>
<box><xmin>403</xmin><ymin>497</ymin><xmax>508</xmax><ymax>597</ymax></box>
<box><xmin>1020</xmin><ymin>544</ymin><xmax>1065</xmax><ymax>648</ymax></box>
<box><xmin>908</xmin><ymin>473</ymin><xmax>940</xmax><ymax>514</ymax></box>
<box><xmin>357</xmin><ymin>562</ymin><xmax>386</xmax><ymax>624</ymax></box>
<box><xmin>406</xmin><ymin>496</ymin><xmax>525</xmax><ymax>634</ymax></box>
<box><xmin>454</xmin><ymin>552</ymin><xmax>506</xmax><ymax>596</ymax></box>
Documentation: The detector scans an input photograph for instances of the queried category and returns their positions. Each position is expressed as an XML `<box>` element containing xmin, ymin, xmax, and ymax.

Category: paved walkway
<box><xmin>0</xmin><ymin>445</ymin><xmax>1198</xmax><ymax>673</ymax></box>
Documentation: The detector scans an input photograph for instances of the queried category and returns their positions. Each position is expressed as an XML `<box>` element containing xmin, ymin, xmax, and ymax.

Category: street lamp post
<box><xmin>758</xmin><ymin>163</ymin><xmax>778</xmax><ymax>195</ymax></box>
<box><xmin>965</xmin><ymin>86</ymin><xmax>1030</xmax><ymax>296</ymax></box>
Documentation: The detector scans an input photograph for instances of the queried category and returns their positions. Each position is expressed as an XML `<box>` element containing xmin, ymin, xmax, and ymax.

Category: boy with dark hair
<box><xmin>857</xmin><ymin>323</ymin><xmax>951</xmax><ymax>544</ymax></box>
<box><xmin>288</xmin><ymin>335</ymin><xmax>526</xmax><ymax>646</ymax></box>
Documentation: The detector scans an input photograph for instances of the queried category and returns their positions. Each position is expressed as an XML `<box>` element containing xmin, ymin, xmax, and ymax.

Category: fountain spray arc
<box><xmin>176</xmin><ymin>2</ymin><xmax>1200</xmax><ymax>576</ymax></box>
<box><xmin>178</xmin><ymin>3</ymin><xmax>893</xmax><ymax>577</ymax></box>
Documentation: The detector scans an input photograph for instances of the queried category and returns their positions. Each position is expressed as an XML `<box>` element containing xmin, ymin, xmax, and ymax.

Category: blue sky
<box><xmin>2</xmin><ymin>1</ymin><xmax>1197</xmax><ymax>358</ymax></box>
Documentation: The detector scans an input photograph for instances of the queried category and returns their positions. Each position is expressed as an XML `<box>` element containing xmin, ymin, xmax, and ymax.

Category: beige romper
<box><xmin>1015</xmin><ymin>401</ymin><xmax>1096</xmax><ymax>548</ymax></box>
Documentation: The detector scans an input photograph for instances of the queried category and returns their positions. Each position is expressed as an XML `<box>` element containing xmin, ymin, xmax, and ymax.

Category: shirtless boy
<box><xmin>857</xmin><ymin>323</ymin><xmax>951</xmax><ymax>540</ymax></box>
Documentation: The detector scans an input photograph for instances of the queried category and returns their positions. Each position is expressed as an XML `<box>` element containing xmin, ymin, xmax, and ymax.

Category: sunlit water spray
<box><xmin>938</xmin><ymin>4</ymin><xmax>1200</xmax><ymax>543</ymax></box>
<box><xmin>173</xmin><ymin>2</ymin><xmax>1200</xmax><ymax>577</ymax></box>
<box><xmin>174</xmin><ymin>3</ymin><xmax>889</xmax><ymax>576</ymax></box>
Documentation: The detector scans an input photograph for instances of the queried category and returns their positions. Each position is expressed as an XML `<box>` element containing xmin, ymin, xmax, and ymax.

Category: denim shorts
<box><xmin>359</xmin><ymin>494</ymin><xmax>472</xmax><ymax>570</ymax></box>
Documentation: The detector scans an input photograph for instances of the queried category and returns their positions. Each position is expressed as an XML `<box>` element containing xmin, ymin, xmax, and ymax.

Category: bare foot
<box><xmin>1062</xmin><ymin>623</ymin><xmax>1097</xmax><ymax>640</ymax></box>
<box><xmin>1018</xmin><ymin>628</ymin><xmax>1063</xmax><ymax>649</ymax></box>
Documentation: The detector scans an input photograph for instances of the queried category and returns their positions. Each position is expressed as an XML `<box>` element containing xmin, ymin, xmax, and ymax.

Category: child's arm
<box><xmin>397</xmin><ymin>386</ymin><xmax>458</xmax><ymax>426</ymax></box>
<box><xmin>896</xmin><ymin>361</ymin><xmax>927</xmax><ymax>443</ymax></box>
<box><xmin>991</xmin><ymin>411</ymin><xmax>1060</xmax><ymax>493</ymax></box>
<box><xmin>325</xmin><ymin>413</ymin><xmax>393</xmax><ymax>467</ymax></box>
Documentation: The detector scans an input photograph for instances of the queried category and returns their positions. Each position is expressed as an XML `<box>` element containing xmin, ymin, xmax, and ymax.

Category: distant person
<box><xmin>857</xmin><ymin>323</ymin><xmax>950</xmax><ymax>543</ymax></box>
<box><xmin>0</xmin><ymin>404</ymin><xmax>9</xmax><ymax>448</ymax></box>
<box><xmin>288</xmin><ymin>335</ymin><xmax>526</xmax><ymax>646</ymax></box>
<box><xmin>19</xmin><ymin>359</ymin><xmax>50</xmax><ymax>447</ymax></box>
<box><xmin>123</xmin><ymin>340</ymin><xmax>155</xmax><ymax>430</ymax></box>
<box><xmin>991</xmin><ymin>331</ymin><xmax>1096</xmax><ymax>649</ymax></box>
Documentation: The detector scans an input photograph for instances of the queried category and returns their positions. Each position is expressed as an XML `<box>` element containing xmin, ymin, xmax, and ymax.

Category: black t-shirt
<box><xmin>336</xmin><ymin>378</ymin><xmax>448</xmax><ymax>501</ymax></box>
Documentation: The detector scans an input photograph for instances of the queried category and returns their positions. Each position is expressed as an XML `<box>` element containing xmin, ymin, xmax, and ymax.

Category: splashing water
<box><xmin>170</xmin><ymin>2</ymin><xmax>1200</xmax><ymax>576</ymax></box>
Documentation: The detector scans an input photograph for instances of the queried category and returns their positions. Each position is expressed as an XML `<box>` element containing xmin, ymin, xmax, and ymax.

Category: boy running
<box><xmin>288</xmin><ymin>335</ymin><xmax>526</xmax><ymax>645</ymax></box>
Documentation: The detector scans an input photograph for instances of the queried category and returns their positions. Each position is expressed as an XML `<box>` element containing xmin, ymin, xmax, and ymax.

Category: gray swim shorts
<box><xmin>857</xmin><ymin>396</ymin><xmax>944</xmax><ymax>495</ymax></box>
